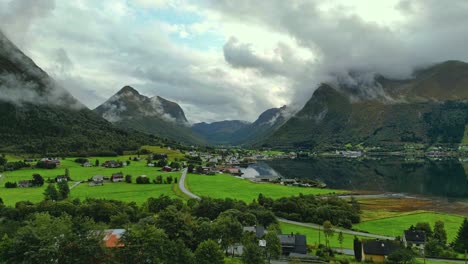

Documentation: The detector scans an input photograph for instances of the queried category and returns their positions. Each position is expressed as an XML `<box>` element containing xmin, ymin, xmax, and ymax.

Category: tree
<box><xmin>0</xmin><ymin>154</ymin><xmax>7</xmax><ymax>166</ymax></box>
<box><xmin>95</xmin><ymin>159</ymin><xmax>100</xmax><ymax>167</ymax></box>
<box><xmin>64</xmin><ymin>168</ymin><xmax>70</xmax><ymax>179</ymax></box>
<box><xmin>433</xmin><ymin>220</ymin><xmax>448</xmax><ymax>245</ymax></box>
<box><xmin>167</xmin><ymin>176</ymin><xmax>173</xmax><ymax>184</ymax></box>
<box><xmin>323</xmin><ymin>221</ymin><xmax>334</xmax><ymax>249</ymax></box>
<box><xmin>338</xmin><ymin>231</ymin><xmax>344</xmax><ymax>253</ymax></box>
<box><xmin>265</xmin><ymin>226</ymin><xmax>281</xmax><ymax>263</ymax></box>
<box><xmin>242</xmin><ymin>241</ymin><xmax>265</xmax><ymax>264</ymax></box>
<box><xmin>44</xmin><ymin>184</ymin><xmax>59</xmax><ymax>201</ymax></box>
<box><xmin>194</xmin><ymin>240</ymin><xmax>224</xmax><ymax>264</ymax></box>
<box><xmin>154</xmin><ymin>175</ymin><xmax>163</xmax><ymax>184</ymax></box>
<box><xmin>125</xmin><ymin>174</ymin><xmax>132</xmax><ymax>183</ymax></box>
<box><xmin>387</xmin><ymin>248</ymin><xmax>415</xmax><ymax>264</ymax></box>
<box><xmin>32</xmin><ymin>174</ymin><xmax>44</xmax><ymax>186</ymax></box>
<box><xmin>353</xmin><ymin>236</ymin><xmax>362</xmax><ymax>261</ymax></box>
<box><xmin>415</xmin><ymin>222</ymin><xmax>433</xmax><ymax>238</ymax></box>
<box><xmin>58</xmin><ymin>181</ymin><xmax>70</xmax><ymax>200</ymax></box>
<box><xmin>454</xmin><ymin>218</ymin><xmax>468</xmax><ymax>253</ymax></box>
<box><xmin>214</xmin><ymin>214</ymin><xmax>243</xmax><ymax>256</ymax></box>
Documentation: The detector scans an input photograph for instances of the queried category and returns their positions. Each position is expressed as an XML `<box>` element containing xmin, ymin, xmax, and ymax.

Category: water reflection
<box><xmin>241</xmin><ymin>158</ymin><xmax>468</xmax><ymax>199</ymax></box>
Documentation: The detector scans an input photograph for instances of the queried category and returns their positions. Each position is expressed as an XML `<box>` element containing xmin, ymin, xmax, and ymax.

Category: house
<box><xmin>101</xmin><ymin>229</ymin><xmax>126</xmax><ymax>248</ymax></box>
<box><xmin>18</xmin><ymin>180</ymin><xmax>33</xmax><ymax>188</ymax></box>
<box><xmin>243</xmin><ymin>226</ymin><xmax>266</xmax><ymax>238</ymax></box>
<box><xmin>111</xmin><ymin>173</ymin><xmax>124</xmax><ymax>182</ymax></box>
<box><xmin>281</xmin><ymin>179</ymin><xmax>297</xmax><ymax>185</ymax></box>
<box><xmin>361</xmin><ymin>239</ymin><xmax>400</xmax><ymax>263</ymax></box>
<box><xmin>162</xmin><ymin>166</ymin><xmax>172</xmax><ymax>172</ymax></box>
<box><xmin>147</xmin><ymin>163</ymin><xmax>155</xmax><ymax>167</ymax></box>
<box><xmin>278</xmin><ymin>234</ymin><xmax>307</xmax><ymax>255</ymax></box>
<box><xmin>41</xmin><ymin>158</ymin><xmax>61</xmax><ymax>167</ymax></box>
<box><xmin>55</xmin><ymin>175</ymin><xmax>68</xmax><ymax>183</ymax></box>
<box><xmin>82</xmin><ymin>162</ymin><xmax>93</xmax><ymax>167</ymax></box>
<box><xmin>252</xmin><ymin>176</ymin><xmax>280</xmax><ymax>183</ymax></box>
<box><xmin>89</xmin><ymin>175</ymin><xmax>104</xmax><ymax>186</ymax></box>
<box><xmin>102</xmin><ymin>160</ymin><xmax>122</xmax><ymax>168</ymax></box>
<box><xmin>403</xmin><ymin>229</ymin><xmax>426</xmax><ymax>252</ymax></box>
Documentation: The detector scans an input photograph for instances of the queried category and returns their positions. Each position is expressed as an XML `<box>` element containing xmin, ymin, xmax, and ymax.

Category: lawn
<box><xmin>70</xmin><ymin>182</ymin><xmax>177</xmax><ymax>204</ymax></box>
<box><xmin>280</xmin><ymin>222</ymin><xmax>368</xmax><ymax>249</ymax></box>
<box><xmin>186</xmin><ymin>173</ymin><xmax>344</xmax><ymax>202</ymax></box>
<box><xmin>0</xmin><ymin>155</ymin><xmax>182</xmax><ymax>205</ymax></box>
<box><xmin>354</xmin><ymin>212</ymin><xmax>465</xmax><ymax>242</ymax></box>
<box><xmin>0</xmin><ymin>185</ymin><xmax>48</xmax><ymax>206</ymax></box>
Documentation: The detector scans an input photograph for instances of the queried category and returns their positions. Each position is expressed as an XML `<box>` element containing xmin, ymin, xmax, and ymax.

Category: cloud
<box><xmin>2</xmin><ymin>0</ymin><xmax>468</xmax><ymax>123</ymax></box>
<box><xmin>205</xmin><ymin>0</ymin><xmax>468</xmax><ymax>105</ymax></box>
<box><xmin>0</xmin><ymin>0</ymin><xmax>55</xmax><ymax>46</ymax></box>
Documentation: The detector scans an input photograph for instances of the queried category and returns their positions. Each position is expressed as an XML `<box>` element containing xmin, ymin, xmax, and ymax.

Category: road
<box><xmin>178</xmin><ymin>173</ymin><xmax>467</xmax><ymax>263</ymax></box>
<box><xmin>177</xmin><ymin>172</ymin><xmax>393</xmax><ymax>239</ymax></box>
<box><xmin>69</xmin><ymin>181</ymin><xmax>82</xmax><ymax>190</ymax></box>
<box><xmin>178</xmin><ymin>169</ymin><xmax>200</xmax><ymax>200</ymax></box>
<box><xmin>277</xmin><ymin>218</ymin><xmax>395</xmax><ymax>240</ymax></box>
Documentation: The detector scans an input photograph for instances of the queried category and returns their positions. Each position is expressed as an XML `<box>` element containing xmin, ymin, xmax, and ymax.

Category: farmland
<box><xmin>0</xmin><ymin>153</ymin><xmax>182</xmax><ymax>205</ymax></box>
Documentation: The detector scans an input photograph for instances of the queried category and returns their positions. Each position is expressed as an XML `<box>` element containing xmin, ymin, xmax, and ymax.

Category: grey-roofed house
<box><xmin>361</xmin><ymin>239</ymin><xmax>400</xmax><ymax>263</ymax></box>
<box><xmin>403</xmin><ymin>229</ymin><xmax>426</xmax><ymax>247</ymax></box>
<box><xmin>278</xmin><ymin>234</ymin><xmax>307</xmax><ymax>255</ymax></box>
<box><xmin>243</xmin><ymin>226</ymin><xmax>266</xmax><ymax>238</ymax></box>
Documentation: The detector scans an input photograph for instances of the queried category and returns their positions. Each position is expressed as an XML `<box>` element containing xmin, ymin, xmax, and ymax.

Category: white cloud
<box><xmin>1</xmin><ymin>0</ymin><xmax>468</xmax><ymax>123</ymax></box>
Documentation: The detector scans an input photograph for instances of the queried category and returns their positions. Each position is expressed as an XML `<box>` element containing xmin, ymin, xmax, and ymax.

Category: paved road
<box><xmin>277</xmin><ymin>218</ymin><xmax>395</xmax><ymax>240</ymax></box>
<box><xmin>179</xmin><ymin>169</ymin><xmax>200</xmax><ymax>200</ymax></box>
<box><xmin>70</xmin><ymin>181</ymin><xmax>82</xmax><ymax>190</ymax></box>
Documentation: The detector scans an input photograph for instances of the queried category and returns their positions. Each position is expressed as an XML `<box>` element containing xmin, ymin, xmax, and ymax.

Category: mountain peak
<box><xmin>117</xmin><ymin>86</ymin><xmax>140</xmax><ymax>96</ymax></box>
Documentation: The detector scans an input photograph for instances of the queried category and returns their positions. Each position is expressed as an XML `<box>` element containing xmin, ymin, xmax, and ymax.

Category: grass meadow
<box><xmin>354</xmin><ymin>212</ymin><xmax>465</xmax><ymax>242</ymax></box>
<box><xmin>0</xmin><ymin>154</ymin><xmax>182</xmax><ymax>205</ymax></box>
<box><xmin>186</xmin><ymin>173</ymin><xmax>345</xmax><ymax>202</ymax></box>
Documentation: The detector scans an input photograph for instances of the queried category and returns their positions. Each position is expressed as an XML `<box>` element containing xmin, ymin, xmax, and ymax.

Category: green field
<box><xmin>280</xmin><ymin>222</ymin><xmax>368</xmax><ymax>249</ymax></box>
<box><xmin>140</xmin><ymin>145</ymin><xmax>186</xmax><ymax>160</ymax></box>
<box><xmin>354</xmin><ymin>212</ymin><xmax>465</xmax><ymax>242</ymax></box>
<box><xmin>186</xmin><ymin>173</ymin><xmax>344</xmax><ymax>202</ymax></box>
<box><xmin>462</xmin><ymin>125</ymin><xmax>468</xmax><ymax>145</ymax></box>
<box><xmin>0</xmin><ymin>155</ymin><xmax>182</xmax><ymax>205</ymax></box>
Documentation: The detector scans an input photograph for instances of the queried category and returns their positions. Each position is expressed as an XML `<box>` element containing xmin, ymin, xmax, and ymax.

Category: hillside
<box><xmin>264</xmin><ymin>62</ymin><xmax>468</xmax><ymax>150</ymax></box>
<box><xmin>0</xmin><ymin>31</ymin><xmax>160</xmax><ymax>155</ymax></box>
<box><xmin>94</xmin><ymin>86</ymin><xmax>205</xmax><ymax>145</ymax></box>
<box><xmin>192</xmin><ymin>106</ymin><xmax>290</xmax><ymax>146</ymax></box>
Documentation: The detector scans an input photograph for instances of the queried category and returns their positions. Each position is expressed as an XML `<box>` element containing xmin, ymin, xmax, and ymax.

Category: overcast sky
<box><xmin>1</xmin><ymin>0</ymin><xmax>468</xmax><ymax>123</ymax></box>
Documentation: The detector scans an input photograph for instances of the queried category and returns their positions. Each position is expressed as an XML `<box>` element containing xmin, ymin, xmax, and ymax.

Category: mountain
<box><xmin>94</xmin><ymin>87</ymin><xmax>204</xmax><ymax>145</ymax></box>
<box><xmin>193</xmin><ymin>106</ymin><xmax>290</xmax><ymax>145</ymax></box>
<box><xmin>264</xmin><ymin>61</ymin><xmax>468</xmax><ymax>150</ymax></box>
<box><xmin>192</xmin><ymin>120</ymin><xmax>251</xmax><ymax>145</ymax></box>
<box><xmin>0</xmin><ymin>30</ymin><xmax>161</xmax><ymax>155</ymax></box>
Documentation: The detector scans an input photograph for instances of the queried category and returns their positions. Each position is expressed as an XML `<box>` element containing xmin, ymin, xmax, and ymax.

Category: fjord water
<box><xmin>245</xmin><ymin>159</ymin><xmax>468</xmax><ymax>199</ymax></box>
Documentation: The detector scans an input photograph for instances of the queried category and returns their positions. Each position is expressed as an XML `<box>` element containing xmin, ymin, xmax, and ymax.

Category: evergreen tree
<box><xmin>32</xmin><ymin>174</ymin><xmax>44</xmax><ymax>186</ymax></box>
<box><xmin>433</xmin><ymin>220</ymin><xmax>448</xmax><ymax>245</ymax></box>
<box><xmin>454</xmin><ymin>218</ymin><xmax>468</xmax><ymax>253</ymax></box>
<box><xmin>44</xmin><ymin>184</ymin><xmax>59</xmax><ymax>201</ymax></box>
<box><xmin>58</xmin><ymin>181</ymin><xmax>70</xmax><ymax>200</ymax></box>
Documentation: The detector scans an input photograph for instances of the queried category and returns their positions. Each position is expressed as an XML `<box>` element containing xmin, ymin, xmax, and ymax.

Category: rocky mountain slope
<box><xmin>193</xmin><ymin>106</ymin><xmax>290</xmax><ymax>145</ymax></box>
<box><xmin>94</xmin><ymin>86</ymin><xmax>204</xmax><ymax>145</ymax></box>
<box><xmin>264</xmin><ymin>61</ymin><xmax>468</xmax><ymax>150</ymax></box>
